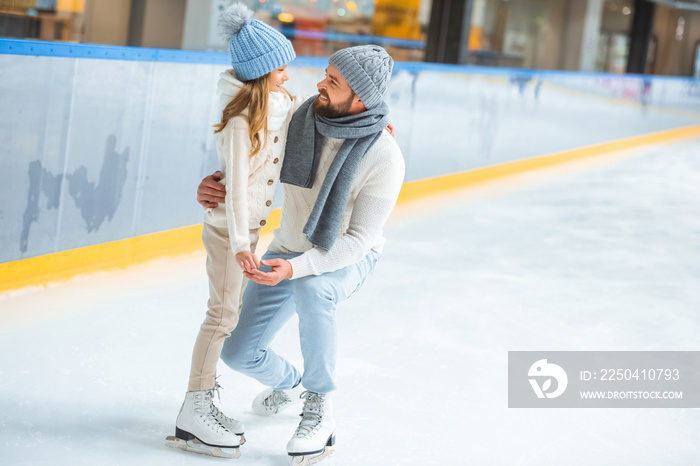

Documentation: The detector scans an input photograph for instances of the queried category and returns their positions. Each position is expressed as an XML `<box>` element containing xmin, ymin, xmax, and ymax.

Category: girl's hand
<box><xmin>243</xmin><ymin>258</ymin><xmax>293</xmax><ymax>286</ymax></box>
<box><xmin>385</xmin><ymin>122</ymin><xmax>396</xmax><ymax>137</ymax></box>
<box><xmin>235</xmin><ymin>251</ymin><xmax>260</xmax><ymax>273</ymax></box>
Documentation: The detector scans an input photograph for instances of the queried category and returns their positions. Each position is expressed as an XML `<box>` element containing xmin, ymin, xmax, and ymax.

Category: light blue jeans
<box><xmin>220</xmin><ymin>249</ymin><xmax>379</xmax><ymax>394</ymax></box>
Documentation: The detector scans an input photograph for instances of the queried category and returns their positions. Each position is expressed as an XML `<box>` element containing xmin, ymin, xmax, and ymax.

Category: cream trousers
<box><xmin>188</xmin><ymin>223</ymin><xmax>259</xmax><ymax>392</ymax></box>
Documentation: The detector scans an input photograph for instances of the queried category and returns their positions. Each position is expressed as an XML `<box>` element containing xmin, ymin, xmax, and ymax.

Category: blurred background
<box><xmin>1</xmin><ymin>0</ymin><xmax>699</xmax><ymax>77</ymax></box>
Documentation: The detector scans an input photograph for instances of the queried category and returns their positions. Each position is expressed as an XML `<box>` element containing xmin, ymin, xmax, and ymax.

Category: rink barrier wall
<box><xmin>2</xmin><ymin>39</ymin><xmax>700</xmax><ymax>291</ymax></box>
<box><xmin>396</xmin><ymin>124</ymin><xmax>700</xmax><ymax>203</ymax></box>
<box><xmin>2</xmin><ymin>125</ymin><xmax>700</xmax><ymax>293</ymax></box>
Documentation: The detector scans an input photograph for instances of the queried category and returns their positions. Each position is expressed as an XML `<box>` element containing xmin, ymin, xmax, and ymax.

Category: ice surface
<box><xmin>1</xmin><ymin>138</ymin><xmax>700</xmax><ymax>465</ymax></box>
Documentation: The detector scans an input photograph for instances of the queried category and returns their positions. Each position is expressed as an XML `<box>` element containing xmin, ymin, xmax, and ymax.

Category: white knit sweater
<box><xmin>204</xmin><ymin>70</ymin><xmax>306</xmax><ymax>254</ymax></box>
<box><xmin>269</xmin><ymin>130</ymin><xmax>405</xmax><ymax>279</ymax></box>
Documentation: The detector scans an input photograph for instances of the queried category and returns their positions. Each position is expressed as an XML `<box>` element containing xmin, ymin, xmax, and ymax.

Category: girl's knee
<box><xmin>220</xmin><ymin>336</ymin><xmax>252</xmax><ymax>370</ymax></box>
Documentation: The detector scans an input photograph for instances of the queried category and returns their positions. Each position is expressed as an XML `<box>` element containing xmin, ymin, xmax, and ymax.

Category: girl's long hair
<box><xmin>213</xmin><ymin>72</ymin><xmax>290</xmax><ymax>159</ymax></box>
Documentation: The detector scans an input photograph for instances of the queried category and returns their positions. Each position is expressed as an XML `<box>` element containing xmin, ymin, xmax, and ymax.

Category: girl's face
<box><xmin>268</xmin><ymin>65</ymin><xmax>289</xmax><ymax>93</ymax></box>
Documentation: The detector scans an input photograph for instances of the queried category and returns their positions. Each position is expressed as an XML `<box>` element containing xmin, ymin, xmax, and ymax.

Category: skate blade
<box><xmin>289</xmin><ymin>448</ymin><xmax>334</xmax><ymax>465</ymax></box>
<box><xmin>166</xmin><ymin>435</ymin><xmax>241</xmax><ymax>459</ymax></box>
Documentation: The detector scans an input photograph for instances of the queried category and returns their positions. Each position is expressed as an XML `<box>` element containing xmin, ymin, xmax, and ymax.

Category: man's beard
<box><xmin>312</xmin><ymin>91</ymin><xmax>354</xmax><ymax>118</ymax></box>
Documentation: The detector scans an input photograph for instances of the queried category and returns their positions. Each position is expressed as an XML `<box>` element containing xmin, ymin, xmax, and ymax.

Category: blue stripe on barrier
<box><xmin>1</xmin><ymin>38</ymin><xmax>695</xmax><ymax>82</ymax></box>
<box><xmin>392</xmin><ymin>61</ymin><xmax>692</xmax><ymax>81</ymax></box>
<box><xmin>0</xmin><ymin>35</ymin><xmax>425</xmax><ymax>63</ymax></box>
<box><xmin>278</xmin><ymin>27</ymin><xmax>424</xmax><ymax>49</ymax></box>
<box><xmin>0</xmin><ymin>39</ymin><xmax>229</xmax><ymax>64</ymax></box>
<box><xmin>288</xmin><ymin>56</ymin><xmax>329</xmax><ymax>69</ymax></box>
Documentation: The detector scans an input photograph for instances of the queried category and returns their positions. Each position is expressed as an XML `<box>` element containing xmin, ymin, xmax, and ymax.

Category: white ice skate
<box><xmin>212</xmin><ymin>403</ymin><xmax>246</xmax><ymax>442</ymax></box>
<box><xmin>252</xmin><ymin>382</ymin><xmax>303</xmax><ymax>416</ymax></box>
<box><xmin>165</xmin><ymin>389</ymin><xmax>242</xmax><ymax>459</ymax></box>
<box><xmin>287</xmin><ymin>391</ymin><xmax>336</xmax><ymax>465</ymax></box>
<box><xmin>210</xmin><ymin>382</ymin><xmax>246</xmax><ymax>442</ymax></box>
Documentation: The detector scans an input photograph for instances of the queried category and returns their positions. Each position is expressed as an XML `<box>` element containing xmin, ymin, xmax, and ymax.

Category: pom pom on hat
<box><xmin>218</xmin><ymin>3</ymin><xmax>254</xmax><ymax>42</ymax></box>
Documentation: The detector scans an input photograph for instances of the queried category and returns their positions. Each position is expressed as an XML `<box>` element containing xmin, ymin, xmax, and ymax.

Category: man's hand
<box><xmin>197</xmin><ymin>171</ymin><xmax>226</xmax><ymax>208</ymax></box>
<box><xmin>235</xmin><ymin>251</ymin><xmax>260</xmax><ymax>273</ymax></box>
<box><xmin>243</xmin><ymin>258</ymin><xmax>293</xmax><ymax>286</ymax></box>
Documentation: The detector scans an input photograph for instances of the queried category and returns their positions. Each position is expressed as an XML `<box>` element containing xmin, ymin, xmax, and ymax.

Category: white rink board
<box><xmin>2</xmin><ymin>43</ymin><xmax>700</xmax><ymax>264</ymax></box>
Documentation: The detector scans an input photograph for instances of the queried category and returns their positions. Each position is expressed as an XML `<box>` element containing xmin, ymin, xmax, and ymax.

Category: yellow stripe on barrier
<box><xmin>0</xmin><ymin>211</ymin><xmax>283</xmax><ymax>293</ymax></box>
<box><xmin>1</xmin><ymin>224</ymin><xmax>204</xmax><ymax>293</ymax></box>
<box><xmin>2</xmin><ymin>125</ymin><xmax>699</xmax><ymax>293</ymax></box>
<box><xmin>397</xmin><ymin>125</ymin><xmax>700</xmax><ymax>204</ymax></box>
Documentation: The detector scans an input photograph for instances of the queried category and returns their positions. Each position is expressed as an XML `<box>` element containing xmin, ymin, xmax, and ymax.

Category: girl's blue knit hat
<box><xmin>219</xmin><ymin>3</ymin><xmax>295</xmax><ymax>81</ymax></box>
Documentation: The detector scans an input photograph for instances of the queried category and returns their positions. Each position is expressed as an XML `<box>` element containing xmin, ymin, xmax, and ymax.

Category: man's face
<box><xmin>313</xmin><ymin>65</ymin><xmax>363</xmax><ymax>118</ymax></box>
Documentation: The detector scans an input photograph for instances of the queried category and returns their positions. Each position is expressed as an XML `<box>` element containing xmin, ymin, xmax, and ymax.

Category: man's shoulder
<box><xmin>365</xmin><ymin>129</ymin><xmax>403</xmax><ymax>167</ymax></box>
<box><xmin>357</xmin><ymin>130</ymin><xmax>405</xmax><ymax>190</ymax></box>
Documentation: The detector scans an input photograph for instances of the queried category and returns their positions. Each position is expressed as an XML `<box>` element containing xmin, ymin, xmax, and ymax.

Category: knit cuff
<box><xmin>234</xmin><ymin>241</ymin><xmax>251</xmax><ymax>255</ymax></box>
<box><xmin>287</xmin><ymin>255</ymin><xmax>313</xmax><ymax>279</ymax></box>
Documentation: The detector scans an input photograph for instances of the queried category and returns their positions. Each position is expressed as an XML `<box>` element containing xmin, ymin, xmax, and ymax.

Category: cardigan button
<box><xmin>266</xmin><ymin>200</ymin><xmax>272</xmax><ymax>207</ymax></box>
<box><xmin>260</xmin><ymin>220</ymin><xmax>266</xmax><ymax>226</ymax></box>
<box><xmin>267</xmin><ymin>179</ymin><xmax>273</xmax><ymax>186</ymax></box>
<box><xmin>273</xmin><ymin>158</ymin><xmax>279</xmax><ymax>164</ymax></box>
<box><xmin>274</xmin><ymin>136</ymin><xmax>279</xmax><ymax>143</ymax></box>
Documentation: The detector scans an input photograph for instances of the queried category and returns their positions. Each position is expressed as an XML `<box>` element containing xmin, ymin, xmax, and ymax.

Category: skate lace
<box><xmin>210</xmin><ymin>403</ymin><xmax>233</xmax><ymax>423</ymax></box>
<box><xmin>264</xmin><ymin>390</ymin><xmax>292</xmax><ymax>409</ymax></box>
<box><xmin>294</xmin><ymin>391</ymin><xmax>325</xmax><ymax>439</ymax></box>
<box><xmin>195</xmin><ymin>389</ymin><xmax>229</xmax><ymax>434</ymax></box>
<box><xmin>212</xmin><ymin>379</ymin><xmax>223</xmax><ymax>403</ymax></box>
<box><xmin>208</xmin><ymin>381</ymin><xmax>231</xmax><ymax>422</ymax></box>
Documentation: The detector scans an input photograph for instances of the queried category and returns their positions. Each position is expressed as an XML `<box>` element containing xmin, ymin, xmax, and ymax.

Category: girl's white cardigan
<box><xmin>203</xmin><ymin>70</ymin><xmax>304</xmax><ymax>254</ymax></box>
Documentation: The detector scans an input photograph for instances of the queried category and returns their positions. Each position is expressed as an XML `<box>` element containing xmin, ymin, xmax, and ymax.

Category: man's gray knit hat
<box><xmin>329</xmin><ymin>45</ymin><xmax>394</xmax><ymax>109</ymax></box>
<box><xmin>219</xmin><ymin>3</ymin><xmax>295</xmax><ymax>81</ymax></box>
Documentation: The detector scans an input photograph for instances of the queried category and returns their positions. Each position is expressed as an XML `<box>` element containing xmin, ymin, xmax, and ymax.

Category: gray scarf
<box><xmin>280</xmin><ymin>96</ymin><xmax>389</xmax><ymax>251</ymax></box>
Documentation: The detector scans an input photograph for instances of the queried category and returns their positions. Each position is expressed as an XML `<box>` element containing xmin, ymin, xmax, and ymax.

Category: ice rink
<box><xmin>1</xmin><ymin>137</ymin><xmax>699</xmax><ymax>465</ymax></box>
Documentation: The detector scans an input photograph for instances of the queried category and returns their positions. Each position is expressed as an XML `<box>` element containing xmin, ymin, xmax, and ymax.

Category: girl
<box><xmin>166</xmin><ymin>3</ymin><xmax>303</xmax><ymax>458</ymax></box>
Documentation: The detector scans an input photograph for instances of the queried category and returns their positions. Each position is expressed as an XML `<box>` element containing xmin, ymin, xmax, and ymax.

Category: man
<box><xmin>197</xmin><ymin>45</ymin><xmax>404</xmax><ymax>464</ymax></box>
